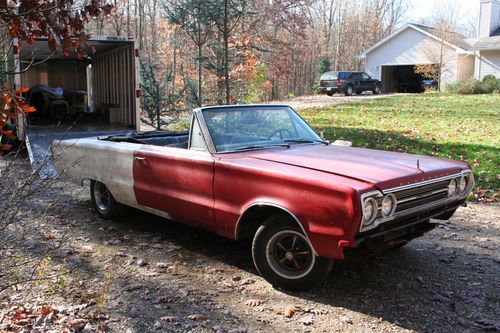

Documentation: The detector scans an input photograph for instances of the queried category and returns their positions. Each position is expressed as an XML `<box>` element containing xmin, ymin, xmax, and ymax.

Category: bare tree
<box><xmin>415</xmin><ymin>17</ymin><xmax>463</xmax><ymax>91</ymax></box>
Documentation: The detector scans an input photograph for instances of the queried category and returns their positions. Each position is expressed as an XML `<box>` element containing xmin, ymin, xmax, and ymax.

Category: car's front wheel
<box><xmin>373</xmin><ymin>84</ymin><xmax>381</xmax><ymax>95</ymax></box>
<box><xmin>252</xmin><ymin>216</ymin><xmax>334</xmax><ymax>291</ymax></box>
<box><xmin>90</xmin><ymin>180</ymin><xmax>127</xmax><ymax>220</ymax></box>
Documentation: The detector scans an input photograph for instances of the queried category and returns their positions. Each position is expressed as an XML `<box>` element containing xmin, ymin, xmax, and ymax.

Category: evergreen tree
<box><xmin>164</xmin><ymin>0</ymin><xmax>213</xmax><ymax>106</ymax></box>
<box><xmin>319</xmin><ymin>57</ymin><xmax>332</xmax><ymax>75</ymax></box>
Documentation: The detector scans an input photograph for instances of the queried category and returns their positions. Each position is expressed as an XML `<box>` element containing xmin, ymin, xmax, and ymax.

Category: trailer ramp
<box><xmin>27</xmin><ymin>124</ymin><xmax>134</xmax><ymax>179</ymax></box>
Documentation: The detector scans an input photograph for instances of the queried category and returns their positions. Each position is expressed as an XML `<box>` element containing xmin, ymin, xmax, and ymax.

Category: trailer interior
<box><xmin>15</xmin><ymin>37</ymin><xmax>139</xmax><ymax>178</ymax></box>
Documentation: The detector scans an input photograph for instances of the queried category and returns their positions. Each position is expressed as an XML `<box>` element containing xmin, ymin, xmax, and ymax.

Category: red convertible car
<box><xmin>53</xmin><ymin>105</ymin><xmax>474</xmax><ymax>291</ymax></box>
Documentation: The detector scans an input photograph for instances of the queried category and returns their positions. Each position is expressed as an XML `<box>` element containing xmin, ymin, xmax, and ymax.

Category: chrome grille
<box><xmin>391</xmin><ymin>179</ymin><xmax>450</xmax><ymax>213</ymax></box>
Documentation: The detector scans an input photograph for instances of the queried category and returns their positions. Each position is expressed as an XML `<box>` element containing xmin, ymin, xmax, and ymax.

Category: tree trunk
<box><xmin>223</xmin><ymin>0</ymin><xmax>230</xmax><ymax>104</ymax></box>
<box><xmin>438</xmin><ymin>41</ymin><xmax>444</xmax><ymax>92</ymax></box>
<box><xmin>172</xmin><ymin>31</ymin><xmax>177</xmax><ymax>98</ymax></box>
<box><xmin>126</xmin><ymin>0</ymin><xmax>130</xmax><ymax>37</ymax></box>
<box><xmin>197</xmin><ymin>28</ymin><xmax>203</xmax><ymax>106</ymax></box>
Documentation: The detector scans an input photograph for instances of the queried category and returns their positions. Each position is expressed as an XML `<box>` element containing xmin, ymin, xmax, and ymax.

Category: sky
<box><xmin>406</xmin><ymin>0</ymin><xmax>480</xmax><ymax>26</ymax></box>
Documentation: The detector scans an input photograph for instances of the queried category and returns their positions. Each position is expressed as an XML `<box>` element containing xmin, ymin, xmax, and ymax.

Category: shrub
<box><xmin>482</xmin><ymin>74</ymin><xmax>497</xmax><ymax>82</ymax></box>
<box><xmin>446</xmin><ymin>78</ymin><xmax>500</xmax><ymax>94</ymax></box>
<box><xmin>483</xmin><ymin>77</ymin><xmax>500</xmax><ymax>92</ymax></box>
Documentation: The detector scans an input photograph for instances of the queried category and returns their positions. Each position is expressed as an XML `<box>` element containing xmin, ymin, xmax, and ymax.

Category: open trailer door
<box><xmin>12</xmin><ymin>36</ymin><xmax>141</xmax><ymax>178</ymax></box>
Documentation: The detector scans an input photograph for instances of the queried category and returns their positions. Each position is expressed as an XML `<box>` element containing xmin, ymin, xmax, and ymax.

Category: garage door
<box><xmin>381</xmin><ymin>65</ymin><xmax>429</xmax><ymax>93</ymax></box>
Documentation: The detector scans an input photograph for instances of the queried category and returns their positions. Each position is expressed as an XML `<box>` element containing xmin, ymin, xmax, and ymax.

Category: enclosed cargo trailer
<box><xmin>10</xmin><ymin>36</ymin><xmax>141</xmax><ymax>177</ymax></box>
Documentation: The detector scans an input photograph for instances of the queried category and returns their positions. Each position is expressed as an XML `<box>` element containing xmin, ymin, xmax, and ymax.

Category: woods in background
<box><xmin>85</xmin><ymin>0</ymin><xmax>409</xmax><ymax>108</ymax></box>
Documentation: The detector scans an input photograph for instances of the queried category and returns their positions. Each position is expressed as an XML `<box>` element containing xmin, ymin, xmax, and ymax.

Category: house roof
<box><xmin>410</xmin><ymin>24</ymin><xmax>472</xmax><ymax>50</ymax></box>
<box><xmin>359</xmin><ymin>23</ymin><xmax>471</xmax><ymax>58</ymax></box>
<box><xmin>469</xmin><ymin>35</ymin><xmax>500</xmax><ymax>50</ymax></box>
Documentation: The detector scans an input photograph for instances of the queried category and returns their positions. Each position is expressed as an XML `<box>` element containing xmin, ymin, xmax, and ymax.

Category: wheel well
<box><xmin>236</xmin><ymin>205</ymin><xmax>301</xmax><ymax>240</ymax></box>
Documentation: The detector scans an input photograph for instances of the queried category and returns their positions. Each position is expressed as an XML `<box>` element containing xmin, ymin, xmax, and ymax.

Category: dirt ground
<box><xmin>1</xmin><ymin>168</ymin><xmax>499</xmax><ymax>333</ymax></box>
<box><xmin>271</xmin><ymin>93</ymin><xmax>396</xmax><ymax>110</ymax></box>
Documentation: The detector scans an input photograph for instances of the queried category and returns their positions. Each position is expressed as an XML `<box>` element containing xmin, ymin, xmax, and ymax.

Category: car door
<box><xmin>352</xmin><ymin>73</ymin><xmax>363</xmax><ymax>90</ymax></box>
<box><xmin>361</xmin><ymin>72</ymin><xmax>374</xmax><ymax>90</ymax></box>
<box><xmin>133</xmin><ymin>116</ymin><xmax>215</xmax><ymax>228</ymax></box>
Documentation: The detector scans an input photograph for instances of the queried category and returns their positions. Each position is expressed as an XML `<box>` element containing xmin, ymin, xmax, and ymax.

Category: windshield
<box><xmin>320</xmin><ymin>72</ymin><xmax>337</xmax><ymax>80</ymax></box>
<box><xmin>202</xmin><ymin>106</ymin><xmax>325</xmax><ymax>152</ymax></box>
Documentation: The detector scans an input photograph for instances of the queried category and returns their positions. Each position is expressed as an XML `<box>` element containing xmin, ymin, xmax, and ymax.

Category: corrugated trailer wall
<box><xmin>93</xmin><ymin>43</ymin><xmax>136</xmax><ymax>127</ymax></box>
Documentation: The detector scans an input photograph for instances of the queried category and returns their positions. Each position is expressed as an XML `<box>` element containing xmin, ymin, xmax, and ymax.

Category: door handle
<box><xmin>135</xmin><ymin>156</ymin><xmax>147</xmax><ymax>161</ymax></box>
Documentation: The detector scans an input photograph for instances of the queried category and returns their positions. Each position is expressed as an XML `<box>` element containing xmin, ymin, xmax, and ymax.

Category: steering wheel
<box><xmin>268</xmin><ymin>128</ymin><xmax>292</xmax><ymax>140</ymax></box>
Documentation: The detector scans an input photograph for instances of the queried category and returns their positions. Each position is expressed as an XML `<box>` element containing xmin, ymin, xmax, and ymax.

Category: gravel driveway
<box><xmin>2</xmin><ymin>176</ymin><xmax>498</xmax><ymax>333</ymax></box>
<box><xmin>272</xmin><ymin>93</ymin><xmax>397</xmax><ymax>110</ymax></box>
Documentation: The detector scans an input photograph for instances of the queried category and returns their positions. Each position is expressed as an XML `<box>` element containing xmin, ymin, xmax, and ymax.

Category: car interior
<box><xmin>102</xmin><ymin>130</ymin><xmax>190</xmax><ymax>149</ymax></box>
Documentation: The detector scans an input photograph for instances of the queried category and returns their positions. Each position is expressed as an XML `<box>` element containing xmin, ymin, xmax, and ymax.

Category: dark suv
<box><xmin>318</xmin><ymin>71</ymin><xmax>381</xmax><ymax>96</ymax></box>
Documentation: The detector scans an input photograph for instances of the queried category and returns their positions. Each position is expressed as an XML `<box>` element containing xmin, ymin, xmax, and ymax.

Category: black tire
<box><xmin>326</xmin><ymin>91</ymin><xmax>334</xmax><ymax>96</ymax></box>
<box><xmin>373</xmin><ymin>84</ymin><xmax>381</xmax><ymax>95</ymax></box>
<box><xmin>355</xmin><ymin>90</ymin><xmax>362</xmax><ymax>95</ymax></box>
<box><xmin>252</xmin><ymin>216</ymin><xmax>334</xmax><ymax>291</ymax></box>
<box><xmin>344</xmin><ymin>85</ymin><xmax>353</xmax><ymax>96</ymax></box>
<box><xmin>90</xmin><ymin>180</ymin><xmax>127</xmax><ymax>220</ymax></box>
<box><xmin>388</xmin><ymin>241</ymin><xmax>408</xmax><ymax>251</ymax></box>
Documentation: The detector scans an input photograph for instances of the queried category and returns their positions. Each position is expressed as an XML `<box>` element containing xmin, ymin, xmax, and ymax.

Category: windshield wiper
<box><xmin>231</xmin><ymin>143</ymin><xmax>291</xmax><ymax>152</ymax></box>
<box><xmin>284</xmin><ymin>138</ymin><xmax>329</xmax><ymax>145</ymax></box>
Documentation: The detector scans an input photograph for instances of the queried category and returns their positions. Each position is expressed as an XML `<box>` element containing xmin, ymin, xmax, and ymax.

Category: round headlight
<box><xmin>458</xmin><ymin>176</ymin><xmax>468</xmax><ymax>194</ymax></box>
<box><xmin>381</xmin><ymin>194</ymin><xmax>397</xmax><ymax>217</ymax></box>
<box><xmin>448</xmin><ymin>178</ymin><xmax>458</xmax><ymax>197</ymax></box>
<box><xmin>363</xmin><ymin>198</ymin><xmax>378</xmax><ymax>225</ymax></box>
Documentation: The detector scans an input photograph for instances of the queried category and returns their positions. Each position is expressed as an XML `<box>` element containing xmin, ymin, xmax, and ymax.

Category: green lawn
<box><xmin>299</xmin><ymin>94</ymin><xmax>499</xmax><ymax>200</ymax></box>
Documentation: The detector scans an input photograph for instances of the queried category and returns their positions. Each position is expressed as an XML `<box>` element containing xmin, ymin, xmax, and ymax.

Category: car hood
<box><xmin>247</xmin><ymin>145</ymin><xmax>467</xmax><ymax>191</ymax></box>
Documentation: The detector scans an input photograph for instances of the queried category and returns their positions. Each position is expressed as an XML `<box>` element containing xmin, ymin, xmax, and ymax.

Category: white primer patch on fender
<box><xmin>52</xmin><ymin>138</ymin><xmax>138</xmax><ymax>207</ymax></box>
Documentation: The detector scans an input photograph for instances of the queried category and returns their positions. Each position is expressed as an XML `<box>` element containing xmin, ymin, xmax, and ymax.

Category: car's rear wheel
<box><xmin>90</xmin><ymin>180</ymin><xmax>127</xmax><ymax>220</ymax></box>
<box><xmin>252</xmin><ymin>216</ymin><xmax>334</xmax><ymax>291</ymax></box>
<box><xmin>345</xmin><ymin>85</ymin><xmax>353</xmax><ymax>96</ymax></box>
<box><xmin>326</xmin><ymin>91</ymin><xmax>334</xmax><ymax>96</ymax></box>
<box><xmin>373</xmin><ymin>84</ymin><xmax>381</xmax><ymax>95</ymax></box>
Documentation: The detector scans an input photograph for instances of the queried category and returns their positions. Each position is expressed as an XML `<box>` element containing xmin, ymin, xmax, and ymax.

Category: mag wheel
<box><xmin>345</xmin><ymin>85</ymin><xmax>353</xmax><ymax>96</ymax></box>
<box><xmin>252</xmin><ymin>216</ymin><xmax>334</xmax><ymax>291</ymax></box>
<box><xmin>90</xmin><ymin>180</ymin><xmax>127</xmax><ymax>220</ymax></box>
<box><xmin>373</xmin><ymin>84</ymin><xmax>381</xmax><ymax>95</ymax></box>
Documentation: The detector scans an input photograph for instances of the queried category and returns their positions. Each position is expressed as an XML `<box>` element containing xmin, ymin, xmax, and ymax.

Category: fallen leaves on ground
<box><xmin>244</xmin><ymin>299</ymin><xmax>264</xmax><ymax>307</ymax></box>
<box><xmin>301</xmin><ymin>315</ymin><xmax>314</xmax><ymax>326</ymax></box>
<box><xmin>160</xmin><ymin>316</ymin><xmax>179</xmax><ymax>323</ymax></box>
<box><xmin>0</xmin><ymin>305</ymin><xmax>108</xmax><ymax>332</ymax></box>
<box><xmin>284</xmin><ymin>305</ymin><xmax>296</xmax><ymax>318</ymax></box>
<box><xmin>188</xmin><ymin>313</ymin><xmax>207</xmax><ymax>321</ymax></box>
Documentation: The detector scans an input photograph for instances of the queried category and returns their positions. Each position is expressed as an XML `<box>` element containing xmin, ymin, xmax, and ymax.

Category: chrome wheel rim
<box><xmin>265</xmin><ymin>230</ymin><xmax>315</xmax><ymax>279</ymax></box>
<box><xmin>347</xmin><ymin>86</ymin><xmax>352</xmax><ymax>94</ymax></box>
<box><xmin>94</xmin><ymin>182</ymin><xmax>111</xmax><ymax>212</ymax></box>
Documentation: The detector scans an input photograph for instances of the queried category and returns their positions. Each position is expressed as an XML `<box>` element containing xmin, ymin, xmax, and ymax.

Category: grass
<box><xmin>299</xmin><ymin>93</ymin><xmax>500</xmax><ymax>199</ymax></box>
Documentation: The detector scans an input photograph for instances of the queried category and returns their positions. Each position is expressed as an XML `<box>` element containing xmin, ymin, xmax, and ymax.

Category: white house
<box><xmin>359</xmin><ymin>0</ymin><xmax>500</xmax><ymax>92</ymax></box>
